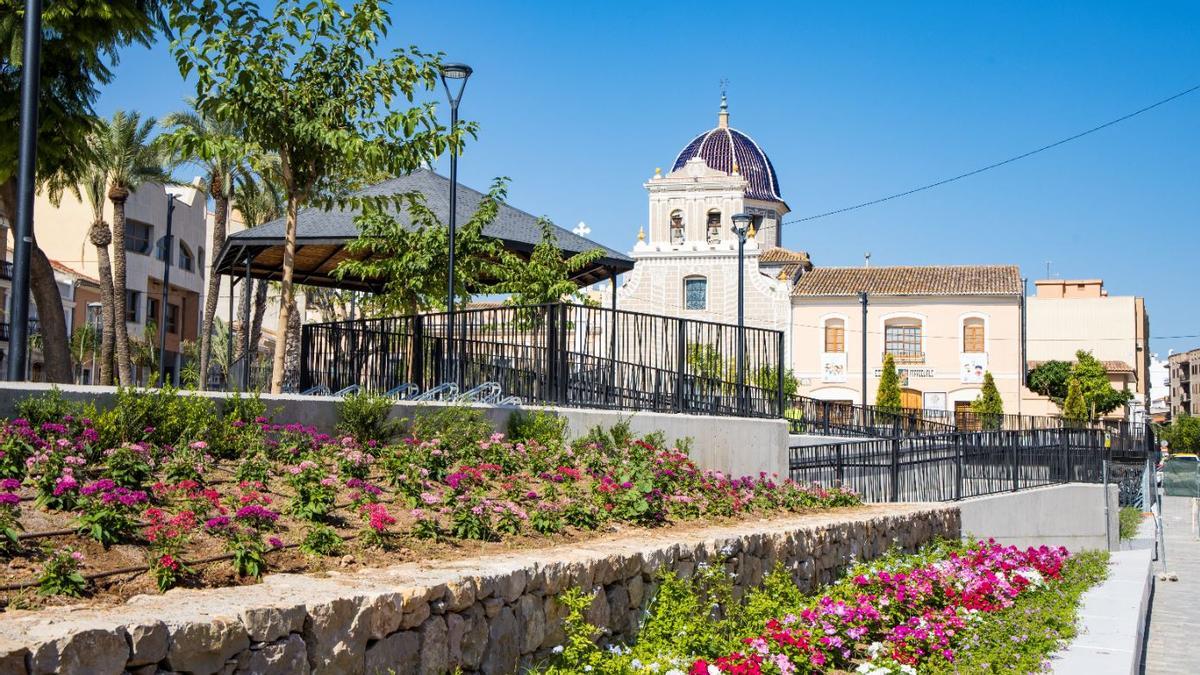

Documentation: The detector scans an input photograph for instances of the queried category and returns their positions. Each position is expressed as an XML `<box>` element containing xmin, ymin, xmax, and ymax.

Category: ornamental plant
<box><xmin>104</xmin><ymin>443</ymin><xmax>155</xmax><ymax>489</ymax></box>
<box><xmin>37</xmin><ymin>546</ymin><xmax>88</xmax><ymax>597</ymax></box>
<box><xmin>284</xmin><ymin>459</ymin><xmax>338</xmax><ymax>521</ymax></box>
<box><xmin>300</xmin><ymin>523</ymin><xmax>344</xmax><ymax>557</ymax></box>
<box><xmin>143</xmin><ymin>507</ymin><xmax>198</xmax><ymax>591</ymax></box>
<box><xmin>75</xmin><ymin>479</ymin><xmax>149</xmax><ymax>547</ymax></box>
<box><xmin>206</xmin><ymin>515</ymin><xmax>268</xmax><ymax>579</ymax></box>
<box><xmin>359</xmin><ymin>502</ymin><xmax>396</xmax><ymax>549</ymax></box>
<box><xmin>0</xmin><ymin>478</ymin><xmax>23</xmax><ymax>553</ymax></box>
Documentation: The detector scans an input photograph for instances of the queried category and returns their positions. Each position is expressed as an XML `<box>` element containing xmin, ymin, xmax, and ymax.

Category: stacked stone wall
<box><xmin>0</xmin><ymin>505</ymin><xmax>959</xmax><ymax>675</ymax></box>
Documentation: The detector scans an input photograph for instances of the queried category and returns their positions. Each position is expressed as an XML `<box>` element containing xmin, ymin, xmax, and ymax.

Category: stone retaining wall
<box><xmin>0</xmin><ymin>505</ymin><xmax>959</xmax><ymax>675</ymax></box>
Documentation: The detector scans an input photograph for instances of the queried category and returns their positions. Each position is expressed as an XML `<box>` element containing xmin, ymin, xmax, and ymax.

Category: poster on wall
<box><xmin>923</xmin><ymin>392</ymin><xmax>947</xmax><ymax>411</ymax></box>
<box><xmin>960</xmin><ymin>353</ymin><xmax>988</xmax><ymax>383</ymax></box>
<box><xmin>821</xmin><ymin>353</ymin><xmax>847</xmax><ymax>383</ymax></box>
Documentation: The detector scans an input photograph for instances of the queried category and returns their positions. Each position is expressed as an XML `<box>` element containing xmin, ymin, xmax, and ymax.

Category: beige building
<box><xmin>1169</xmin><ymin>347</ymin><xmax>1200</xmax><ymax>419</ymax></box>
<box><xmin>31</xmin><ymin>181</ymin><xmax>209</xmax><ymax>385</ymax></box>
<box><xmin>1024</xmin><ymin>279</ymin><xmax>1150</xmax><ymax>421</ymax></box>
<box><xmin>790</xmin><ymin>265</ymin><xmax>1025</xmax><ymax>415</ymax></box>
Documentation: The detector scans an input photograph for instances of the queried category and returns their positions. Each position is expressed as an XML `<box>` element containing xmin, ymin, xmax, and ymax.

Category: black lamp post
<box><xmin>6</xmin><ymin>0</ymin><xmax>43</xmax><ymax>382</ymax></box>
<box><xmin>731</xmin><ymin>212</ymin><xmax>752</xmax><ymax>414</ymax></box>
<box><xmin>439</xmin><ymin>62</ymin><xmax>472</xmax><ymax>385</ymax></box>
<box><xmin>157</xmin><ymin>194</ymin><xmax>176</xmax><ymax>387</ymax></box>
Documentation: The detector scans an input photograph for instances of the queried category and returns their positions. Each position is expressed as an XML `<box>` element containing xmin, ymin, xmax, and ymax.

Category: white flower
<box><xmin>584</xmin><ymin>667</ymin><xmax>593</xmax><ymax>672</ymax></box>
<box><xmin>666</xmin><ymin>670</ymin><xmax>686</xmax><ymax>675</ymax></box>
<box><xmin>552</xmin><ymin>645</ymin><xmax>564</xmax><ymax>654</ymax></box>
<box><xmin>900</xmin><ymin>666</ymin><xmax>918</xmax><ymax>675</ymax></box>
<box><xmin>631</xmin><ymin>659</ymin><xmax>643</xmax><ymax>669</ymax></box>
<box><xmin>708</xmin><ymin>666</ymin><xmax>721</xmax><ymax>675</ymax></box>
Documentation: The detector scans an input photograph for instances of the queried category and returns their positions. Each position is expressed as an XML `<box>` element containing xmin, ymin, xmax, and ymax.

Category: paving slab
<box><xmin>1144</xmin><ymin>496</ymin><xmax>1200</xmax><ymax>674</ymax></box>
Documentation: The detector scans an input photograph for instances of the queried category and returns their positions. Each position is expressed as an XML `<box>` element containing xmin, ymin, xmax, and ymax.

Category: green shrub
<box><xmin>93</xmin><ymin>387</ymin><xmax>219</xmax><ymax>451</ymax></box>
<box><xmin>336</xmin><ymin>391</ymin><xmax>400</xmax><ymax>442</ymax></box>
<box><xmin>14</xmin><ymin>388</ymin><xmax>84</xmax><ymax>428</ymax></box>
<box><xmin>1119</xmin><ymin>506</ymin><xmax>1142</xmax><ymax>540</ymax></box>
<box><xmin>507</xmin><ymin>409</ymin><xmax>567</xmax><ymax>447</ymax></box>
<box><xmin>300</xmin><ymin>523</ymin><xmax>344</xmax><ymax>557</ymax></box>
<box><xmin>410</xmin><ymin>405</ymin><xmax>493</xmax><ymax>455</ymax></box>
<box><xmin>222</xmin><ymin>391</ymin><xmax>266</xmax><ymax>425</ymax></box>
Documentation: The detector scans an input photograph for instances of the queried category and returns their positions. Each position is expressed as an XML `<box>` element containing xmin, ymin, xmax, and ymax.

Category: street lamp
<box><xmin>157</xmin><ymin>194</ymin><xmax>176</xmax><ymax>388</ymax></box>
<box><xmin>439</xmin><ymin>62</ymin><xmax>473</xmax><ymax>385</ymax></box>
<box><xmin>731</xmin><ymin>212</ymin><xmax>753</xmax><ymax>414</ymax></box>
<box><xmin>6</xmin><ymin>0</ymin><xmax>44</xmax><ymax>382</ymax></box>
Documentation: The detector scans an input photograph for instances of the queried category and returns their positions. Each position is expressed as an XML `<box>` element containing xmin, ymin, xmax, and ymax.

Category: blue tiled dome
<box><xmin>671</xmin><ymin>107</ymin><xmax>783</xmax><ymax>202</ymax></box>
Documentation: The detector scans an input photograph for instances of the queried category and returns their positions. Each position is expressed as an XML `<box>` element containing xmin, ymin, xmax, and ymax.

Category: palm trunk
<box><xmin>0</xmin><ymin>179</ymin><xmax>71</xmax><ymax>383</ymax></box>
<box><xmin>108</xmin><ymin>186</ymin><xmax>133</xmax><ymax>385</ymax></box>
<box><xmin>283</xmin><ymin>296</ymin><xmax>301</xmax><ymax>392</ymax></box>
<box><xmin>250</xmin><ymin>279</ymin><xmax>268</xmax><ymax>356</ymax></box>
<box><xmin>89</xmin><ymin>221</ymin><xmax>117</xmax><ymax>385</ymax></box>
<box><xmin>197</xmin><ymin>181</ymin><xmax>228</xmax><ymax>390</ymax></box>
<box><xmin>269</xmin><ymin>192</ymin><xmax>298</xmax><ymax>394</ymax></box>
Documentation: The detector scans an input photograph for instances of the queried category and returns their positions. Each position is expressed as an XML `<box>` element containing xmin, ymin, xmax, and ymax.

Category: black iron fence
<box><xmin>786</xmin><ymin>397</ymin><xmax>956</xmax><ymax>437</ymax></box>
<box><xmin>299</xmin><ymin>303</ymin><xmax>786</xmax><ymax>417</ymax></box>
<box><xmin>789</xmin><ymin>423</ymin><xmax>1157</xmax><ymax>504</ymax></box>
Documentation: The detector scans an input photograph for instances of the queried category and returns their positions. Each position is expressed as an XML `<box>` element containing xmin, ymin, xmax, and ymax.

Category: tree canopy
<box><xmin>492</xmin><ymin>218</ymin><xmax>605</xmax><ymax>307</ymax></box>
<box><xmin>1027</xmin><ymin>351</ymin><xmax>1132</xmax><ymax>420</ymax></box>
<box><xmin>168</xmin><ymin>0</ymin><xmax>469</xmax><ymax>392</ymax></box>
<box><xmin>1161</xmin><ymin>415</ymin><xmax>1200</xmax><ymax>454</ymax></box>
<box><xmin>970</xmin><ymin>371</ymin><xmax>1004</xmax><ymax>430</ymax></box>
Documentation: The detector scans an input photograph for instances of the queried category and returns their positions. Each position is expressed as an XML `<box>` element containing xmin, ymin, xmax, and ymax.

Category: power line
<box><xmin>783</xmin><ymin>83</ymin><xmax>1200</xmax><ymax>224</ymax></box>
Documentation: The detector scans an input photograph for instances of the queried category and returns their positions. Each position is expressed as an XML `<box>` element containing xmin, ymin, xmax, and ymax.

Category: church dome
<box><xmin>670</xmin><ymin>96</ymin><xmax>783</xmax><ymax>202</ymax></box>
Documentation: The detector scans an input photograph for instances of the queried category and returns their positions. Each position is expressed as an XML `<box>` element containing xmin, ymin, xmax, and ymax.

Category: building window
<box><xmin>669</xmin><ymin>210</ymin><xmax>685</xmax><ymax>245</ymax></box>
<box><xmin>198</xmin><ymin>246</ymin><xmax>205</xmax><ymax>274</ymax></box>
<box><xmin>706</xmin><ymin>210</ymin><xmax>721</xmax><ymax>244</ymax></box>
<box><xmin>884</xmin><ymin>320</ymin><xmax>922</xmax><ymax>359</ymax></box>
<box><xmin>125</xmin><ymin>290</ymin><xmax>141</xmax><ymax>323</ymax></box>
<box><xmin>126</xmin><ymin>221</ymin><xmax>152</xmax><ymax>254</ymax></box>
<box><xmin>155</xmin><ymin>236</ymin><xmax>171</xmax><ymax>264</ymax></box>
<box><xmin>683</xmin><ymin>276</ymin><xmax>707</xmax><ymax>311</ymax></box>
<box><xmin>963</xmin><ymin>317</ymin><xmax>985</xmax><ymax>353</ymax></box>
<box><xmin>147</xmin><ymin>297</ymin><xmax>159</xmax><ymax>323</ymax></box>
<box><xmin>166</xmin><ymin>303</ymin><xmax>180</xmax><ymax>334</ymax></box>
<box><xmin>824</xmin><ymin>319</ymin><xmax>845</xmax><ymax>353</ymax></box>
<box><xmin>179</xmin><ymin>242</ymin><xmax>194</xmax><ymax>272</ymax></box>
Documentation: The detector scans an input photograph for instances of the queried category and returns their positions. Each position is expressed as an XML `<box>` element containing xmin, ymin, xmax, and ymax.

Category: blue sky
<box><xmin>96</xmin><ymin>1</ymin><xmax>1199</xmax><ymax>355</ymax></box>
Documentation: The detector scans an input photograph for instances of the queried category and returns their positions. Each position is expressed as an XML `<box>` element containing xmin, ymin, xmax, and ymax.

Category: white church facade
<box><xmin>615</xmin><ymin>97</ymin><xmax>812</xmax><ymax>365</ymax></box>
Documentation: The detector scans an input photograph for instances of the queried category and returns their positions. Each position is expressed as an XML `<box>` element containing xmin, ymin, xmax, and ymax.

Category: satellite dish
<box><xmin>573</xmin><ymin>221</ymin><xmax>591</xmax><ymax>237</ymax></box>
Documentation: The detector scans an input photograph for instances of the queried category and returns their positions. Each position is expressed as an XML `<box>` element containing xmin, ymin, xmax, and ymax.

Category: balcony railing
<box><xmin>0</xmin><ymin>261</ymin><xmax>11</xmax><ymax>281</ymax></box>
<box><xmin>884</xmin><ymin>351</ymin><xmax>925</xmax><ymax>365</ymax></box>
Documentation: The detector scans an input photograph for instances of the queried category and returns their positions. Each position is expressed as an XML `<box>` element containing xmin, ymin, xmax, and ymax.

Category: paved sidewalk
<box><xmin>1143</xmin><ymin>496</ymin><xmax>1200</xmax><ymax>674</ymax></box>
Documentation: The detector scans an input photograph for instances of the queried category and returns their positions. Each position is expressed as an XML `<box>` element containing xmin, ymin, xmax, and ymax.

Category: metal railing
<box><xmin>789</xmin><ymin>423</ymin><xmax>1157</xmax><ymax>504</ymax></box>
<box><xmin>299</xmin><ymin>303</ymin><xmax>786</xmax><ymax>418</ymax></box>
<box><xmin>786</xmin><ymin>397</ymin><xmax>956</xmax><ymax>437</ymax></box>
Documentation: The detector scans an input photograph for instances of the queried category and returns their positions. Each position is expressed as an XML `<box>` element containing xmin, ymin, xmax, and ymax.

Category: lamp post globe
<box><xmin>730</xmin><ymin>213</ymin><xmax>752</xmax><ymax>414</ymax></box>
<box><xmin>439</xmin><ymin>62</ymin><xmax>472</xmax><ymax>385</ymax></box>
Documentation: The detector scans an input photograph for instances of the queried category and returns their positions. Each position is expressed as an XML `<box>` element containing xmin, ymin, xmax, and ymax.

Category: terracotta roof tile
<box><xmin>791</xmin><ymin>265</ymin><xmax>1022</xmax><ymax>297</ymax></box>
<box><xmin>49</xmin><ymin>260</ymin><xmax>101</xmax><ymax>287</ymax></box>
<box><xmin>759</xmin><ymin>247</ymin><xmax>811</xmax><ymax>265</ymax></box>
<box><xmin>1027</xmin><ymin>359</ymin><xmax>1135</xmax><ymax>374</ymax></box>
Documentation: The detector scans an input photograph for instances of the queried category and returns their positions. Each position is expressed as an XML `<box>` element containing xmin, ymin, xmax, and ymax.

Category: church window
<box><xmin>670</xmin><ymin>211</ymin><xmax>685</xmax><ymax>245</ymax></box>
<box><xmin>706</xmin><ymin>210</ymin><xmax>721</xmax><ymax>244</ymax></box>
<box><xmin>683</xmin><ymin>276</ymin><xmax>707</xmax><ymax>310</ymax></box>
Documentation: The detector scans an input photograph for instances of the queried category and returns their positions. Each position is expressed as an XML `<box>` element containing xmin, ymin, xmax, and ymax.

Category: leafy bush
<box><xmin>336</xmin><ymin>391</ymin><xmax>400</xmax><ymax>442</ymax></box>
<box><xmin>410</xmin><ymin>405</ymin><xmax>493</xmax><ymax>454</ymax></box>
<box><xmin>1119</xmin><ymin>506</ymin><xmax>1143</xmax><ymax>540</ymax></box>
<box><xmin>507</xmin><ymin>409</ymin><xmax>567</xmax><ymax>447</ymax></box>
<box><xmin>92</xmin><ymin>387</ymin><xmax>219</xmax><ymax>452</ymax></box>
<box><xmin>300</xmin><ymin>523</ymin><xmax>344</xmax><ymax>556</ymax></box>
<box><xmin>14</xmin><ymin>388</ymin><xmax>84</xmax><ymax>428</ymax></box>
<box><xmin>37</xmin><ymin>547</ymin><xmax>87</xmax><ymax>597</ymax></box>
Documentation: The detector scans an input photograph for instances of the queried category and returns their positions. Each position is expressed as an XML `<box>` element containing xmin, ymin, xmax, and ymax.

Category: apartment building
<box><xmin>1024</xmin><ymin>279</ymin><xmax>1150</xmax><ymax>421</ymax></box>
<box><xmin>1170</xmin><ymin>348</ymin><xmax>1200</xmax><ymax>418</ymax></box>
<box><xmin>32</xmin><ymin>182</ymin><xmax>209</xmax><ymax>385</ymax></box>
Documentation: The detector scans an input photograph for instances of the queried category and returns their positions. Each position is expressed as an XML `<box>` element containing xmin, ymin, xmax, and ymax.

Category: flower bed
<box><xmin>537</xmin><ymin>540</ymin><xmax>1108</xmax><ymax>674</ymax></box>
<box><xmin>0</xmin><ymin>389</ymin><xmax>858</xmax><ymax>607</ymax></box>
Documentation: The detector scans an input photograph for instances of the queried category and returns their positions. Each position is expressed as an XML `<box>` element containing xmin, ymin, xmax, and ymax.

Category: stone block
<box><xmin>234</xmin><ymin>634</ymin><xmax>308</xmax><ymax>675</ymax></box>
<box><xmin>481</xmin><ymin>606</ymin><xmax>518</xmax><ymax>675</ymax></box>
<box><xmin>28</xmin><ymin>627</ymin><xmax>129</xmax><ymax>675</ymax></box>
<box><xmin>125</xmin><ymin>622</ymin><xmax>168</xmax><ymax>667</ymax></box>
<box><xmin>239</xmin><ymin>603</ymin><xmax>306</xmax><ymax>644</ymax></box>
<box><xmin>163</xmin><ymin>619</ymin><xmax>249</xmax><ymax>675</ymax></box>
<box><xmin>515</xmin><ymin>594</ymin><xmax>545</xmax><ymax>654</ymax></box>
<box><xmin>364</xmin><ymin>630</ymin><xmax>418</xmax><ymax>675</ymax></box>
<box><xmin>418</xmin><ymin>616</ymin><xmax>448</xmax><ymax>675</ymax></box>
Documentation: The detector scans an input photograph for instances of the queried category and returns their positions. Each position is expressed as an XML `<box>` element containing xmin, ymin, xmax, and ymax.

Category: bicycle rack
<box><xmin>414</xmin><ymin>382</ymin><xmax>459</xmax><ymax>402</ymax></box>
<box><xmin>385</xmin><ymin>383</ymin><xmax>420</xmax><ymax>400</ymax></box>
<box><xmin>301</xmin><ymin>385</ymin><xmax>331</xmax><ymax>396</ymax></box>
<box><xmin>457</xmin><ymin>382</ymin><xmax>502</xmax><ymax>404</ymax></box>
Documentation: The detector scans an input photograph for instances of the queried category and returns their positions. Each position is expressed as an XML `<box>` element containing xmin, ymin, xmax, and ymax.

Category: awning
<box><xmin>213</xmin><ymin>168</ymin><xmax>634</xmax><ymax>292</ymax></box>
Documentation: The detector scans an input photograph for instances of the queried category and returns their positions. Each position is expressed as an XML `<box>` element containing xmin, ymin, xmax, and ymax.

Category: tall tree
<box><xmin>491</xmin><ymin>218</ymin><xmax>605</xmax><ymax>307</ymax></box>
<box><xmin>91</xmin><ymin>111</ymin><xmax>168</xmax><ymax>384</ymax></box>
<box><xmin>1</xmin><ymin>0</ymin><xmax>166</xmax><ymax>383</ymax></box>
<box><xmin>334</xmin><ymin>181</ymin><xmax>506</xmax><ymax>317</ymax></box>
<box><xmin>1069</xmin><ymin>350</ymin><xmax>1133</xmax><ymax>419</ymax></box>
<box><xmin>160</xmin><ymin>103</ymin><xmax>249</xmax><ymax>390</ymax></box>
<box><xmin>169</xmin><ymin>0</ymin><xmax>468</xmax><ymax>393</ymax></box>
<box><xmin>876</xmin><ymin>353</ymin><xmax>902</xmax><ymax>412</ymax></box>
<box><xmin>1026</xmin><ymin>360</ymin><xmax>1071</xmax><ymax>401</ymax></box>
<box><xmin>74</xmin><ymin>169</ymin><xmax>117</xmax><ymax>384</ymax></box>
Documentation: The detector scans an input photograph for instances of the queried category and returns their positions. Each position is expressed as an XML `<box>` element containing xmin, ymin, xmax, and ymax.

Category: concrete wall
<box><xmin>957</xmin><ymin>483</ymin><xmax>1119</xmax><ymax>551</ymax></box>
<box><xmin>0</xmin><ymin>504</ymin><xmax>960</xmax><ymax>675</ymax></box>
<box><xmin>0</xmin><ymin>383</ymin><xmax>790</xmax><ymax>479</ymax></box>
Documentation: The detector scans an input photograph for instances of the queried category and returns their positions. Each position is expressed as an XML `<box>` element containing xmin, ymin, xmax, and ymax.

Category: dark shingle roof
<box><xmin>791</xmin><ymin>265</ymin><xmax>1022</xmax><ymax>297</ymax></box>
<box><xmin>215</xmin><ymin>169</ymin><xmax>632</xmax><ymax>291</ymax></box>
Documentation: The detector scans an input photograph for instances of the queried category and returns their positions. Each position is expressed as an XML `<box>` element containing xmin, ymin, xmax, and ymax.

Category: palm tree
<box><xmin>231</xmin><ymin>169</ymin><xmax>282</xmax><ymax>367</ymax></box>
<box><xmin>160</xmin><ymin>104</ymin><xmax>249</xmax><ymax>390</ymax></box>
<box><xmin>93</xmin><ymin>111</ymin><xmax>168</xmax><ymax>385</ymax></box>
<box><xmin>74</xmin><ymin>170</ymin><xmax>118</xmax><ymax>385</ymax></box>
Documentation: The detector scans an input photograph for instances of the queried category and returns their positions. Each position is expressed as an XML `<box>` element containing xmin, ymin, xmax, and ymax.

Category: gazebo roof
<box><xmin>214</xmin><ymin>169</ymin><xmax>634</xmax><ymax>292</ymax></box>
